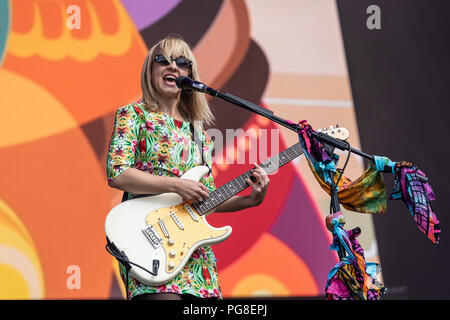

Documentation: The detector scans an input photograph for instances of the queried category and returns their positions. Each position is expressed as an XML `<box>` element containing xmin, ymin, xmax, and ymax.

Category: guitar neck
<box><xmin>193</xmin><ymin>142</ymin><xmax>304</xmax><ymax>215</ymax></box>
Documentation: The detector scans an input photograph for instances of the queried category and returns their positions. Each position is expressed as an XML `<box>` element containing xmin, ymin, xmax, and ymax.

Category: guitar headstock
<box><xmin>317</xmin><ymin>125</ymin><xmax>349</xmax><ymax>141</ymax></box>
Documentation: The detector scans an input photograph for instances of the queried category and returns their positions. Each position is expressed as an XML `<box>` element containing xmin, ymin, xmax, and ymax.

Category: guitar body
<box><xmin>105</xmin><ymin>165</ymin><xmax>232</xmax><ymax>286</ymax></box>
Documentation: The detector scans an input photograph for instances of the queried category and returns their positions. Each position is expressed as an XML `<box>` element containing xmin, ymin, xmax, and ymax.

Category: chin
<box><xmin>160</xmin><ymin>88</ymin><xmax>181</xmax><ymax>98</ymax></box>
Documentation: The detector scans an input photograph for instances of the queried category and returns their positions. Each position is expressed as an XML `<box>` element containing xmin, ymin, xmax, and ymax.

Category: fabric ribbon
<box><xmin>389</xmin><ymin>161</ymin><xmax>440</xmax><ymax>244</ymax></box>
<box><xmin>297</xmin><ymin>121</ymin><xmax>337</xmax><ymax>186</ymax></box>
<box><xmin>295</xmin><ymin>122</ymin><xmax>440</xmax><ymax>301</ymax></box>
<box><xmin>325</xmin><ymin>212</ymin><xmax>386</xmax><ymax>300</ymax></box>
<box><xmin>299</xmin><ymin>125</ymin><xmax>441</xmax><ymax>244</ymax></box>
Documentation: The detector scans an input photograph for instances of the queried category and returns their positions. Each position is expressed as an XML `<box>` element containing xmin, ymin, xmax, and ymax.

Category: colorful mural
<box><xmin>0</xmin><ymin>0</ymin><xmax>380</xmax><ymax>299</ymax></box>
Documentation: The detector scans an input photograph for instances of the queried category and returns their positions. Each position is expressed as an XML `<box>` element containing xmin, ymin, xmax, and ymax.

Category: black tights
<box><xmin>131</xmin><ymin>293</ymin><xmax>202</xmax><ymax>300</ymax></box>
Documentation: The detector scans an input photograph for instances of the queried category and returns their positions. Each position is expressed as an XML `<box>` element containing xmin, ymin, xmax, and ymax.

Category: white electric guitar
<box><xmin>105</xmin><ymin>125</ymin><xmax>349</xmax><ymax>286</ymax></box>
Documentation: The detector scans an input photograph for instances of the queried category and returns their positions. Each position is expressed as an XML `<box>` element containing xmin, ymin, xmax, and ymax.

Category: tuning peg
<box><xmin>317</xmin><ymin>129</ymin><xmax>322</xmax><ymax>133</ymax></box>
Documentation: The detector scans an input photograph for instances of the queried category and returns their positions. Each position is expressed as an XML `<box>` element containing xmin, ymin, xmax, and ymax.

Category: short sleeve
<box><xmin>106</xmin><ymin>105</ymin><xmax>142</xmax><ymax>183</ymax></box>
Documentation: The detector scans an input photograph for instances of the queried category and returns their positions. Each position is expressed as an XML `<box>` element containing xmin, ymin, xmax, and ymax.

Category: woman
<box><xmin>106</xmin><ymin>34</ymin><xmax>270</xmax><ymax>300</ymax></box>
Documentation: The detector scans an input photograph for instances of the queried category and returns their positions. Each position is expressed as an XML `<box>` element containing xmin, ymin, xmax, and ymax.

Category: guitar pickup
<box><xmin>158</xmin><ymin>218</ymin><xmax>170</xmax><ymax>238</ymax></box>
<box><xmin>184</xmin><ymin>204</ymin><xmax>199</xmax><ymax>222</ymax></box>
<box><xmin>170</xmin><ymin>211</ymin><xmax>184</xmax><ymax>230</ymax></box>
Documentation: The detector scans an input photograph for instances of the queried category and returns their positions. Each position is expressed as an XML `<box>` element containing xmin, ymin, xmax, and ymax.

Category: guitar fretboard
<box><xmin>192</xmin><ymin>142</ymin><xmax>304</xmax><ymax>215</ymax></box>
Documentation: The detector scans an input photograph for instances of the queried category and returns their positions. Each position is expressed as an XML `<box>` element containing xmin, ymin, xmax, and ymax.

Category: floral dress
<box><xmin>106</xmin><ymin>100</ymin><xmax>222</xmax><ymax>299</ymax></box>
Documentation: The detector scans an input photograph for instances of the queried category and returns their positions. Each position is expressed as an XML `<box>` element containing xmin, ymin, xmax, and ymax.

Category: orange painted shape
<box><xmin>89</xmin><ymin>0</ymin><xmax>120</xmax><ymax>35</ymax></box>
<box><xmin>11</xmin><ymin>0</ymin><xmax>34</xmax><ymax>33</ymax></box>
<box><xmin>0</xmin><ymin>68</ymin><xmax>78</xmax><ymax>148</ymax></box>
<box><xmin>231</xmin><ymin>274</ymin><xmax>290</xmax><ymax>297</ymax></box>
<box><xmin>0</xmin><ymin>127</ymin><xmax>114</xmax><ymax>298</ymax></box>
<box><xmin>39</xmin><ymin>1</ymin><xmax>64</xmax><ymax>39</ymax></box>
<box><xmin>219</xmin><ymin>232</ymin><xmax>319</xmax><ymax>298</ymax></box>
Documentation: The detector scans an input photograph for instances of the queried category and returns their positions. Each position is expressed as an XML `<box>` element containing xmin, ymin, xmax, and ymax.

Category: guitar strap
<box><xmin>121</xmin><ymin>120</ymin><xmax>210</xmax><ymax>202</ymax></box>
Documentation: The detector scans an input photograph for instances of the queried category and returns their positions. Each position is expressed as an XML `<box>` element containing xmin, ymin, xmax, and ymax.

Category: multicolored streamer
<box><xmin>390</xmin><ymin>161</ymin><xmax>440</xmax><ymax>244</ymax></box>
<box><xmin>296</xmin><ymin>123</ymin><xmax>441</xmax><ymax>300</ymax></box>
<box><xmin>324</xmin><ymin>212</ymin><xmax>385</xmax><ymax>300</ymax></box>
<box><xmin>297</xmin><ymin>122</ymin><xmax>441</xmax><ymax>245</ymax></box>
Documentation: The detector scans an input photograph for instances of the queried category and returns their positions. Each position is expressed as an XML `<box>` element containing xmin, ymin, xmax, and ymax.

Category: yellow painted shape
<box><xmin>0</xmin><ymin>226</ymin><xmax>45</xmax><ymax>298</ymax></box>
<box><xmin>0</xmin><ymin>68</ymin><xmax>77</xmax><ymax>148</ymax></box>
<box><xmin>232</xmin><ymin>273</ymin><xmax>290</xmax><ymax>297</ymax></box>
<box><xmin>0</xmin><ymin>264</ymin><xmax>30</xmax><ymax>299</ymax></box>
<box><xmin>0</xmin><ymin>198</ymin><xmax>45</xmax><ymax>298</ymax></box>
<box><xmin>8</xmin><ymin>0</ymin><xmax>134</xmax><ymax>62</ymax></box>
<box><xmin>220</xmin><ymin>233</ymin><xmax>319</xmax><ymax>297</ymax></box>
<box><xmin>0</xmin><ymin>203</ymin><xmax>42</xmax><ymax>277</ymax></box>
<box><xmin>0</xmin><ymin>198</ymin><xmax>34</xmax><ymax>246</ymax></box>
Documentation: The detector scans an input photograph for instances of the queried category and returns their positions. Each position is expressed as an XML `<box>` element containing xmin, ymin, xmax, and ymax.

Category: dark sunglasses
<box><xmin>153</xmin><ymin>53</ymin><xmax>192</xmax><ymax>69</ymax></box>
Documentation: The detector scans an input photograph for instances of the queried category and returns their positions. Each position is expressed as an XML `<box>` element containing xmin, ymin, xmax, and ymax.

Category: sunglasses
<box><xmin>153</xmin><ymin>53</ymin><xmax>192</xmax><ymax>69</ymax></box>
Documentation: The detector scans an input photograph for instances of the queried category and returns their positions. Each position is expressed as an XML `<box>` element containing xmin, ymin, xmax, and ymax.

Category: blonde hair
<box><xmin>140</xmin><ymin>34</ymin><xmax>215</xmax><ymax>128</ymax></box>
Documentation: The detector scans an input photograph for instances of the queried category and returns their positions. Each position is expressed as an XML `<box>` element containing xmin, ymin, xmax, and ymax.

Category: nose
<box><xmin>167</xmin><ymin>60</ymin><xmax>178</xmax><ymax>71</ymax></box>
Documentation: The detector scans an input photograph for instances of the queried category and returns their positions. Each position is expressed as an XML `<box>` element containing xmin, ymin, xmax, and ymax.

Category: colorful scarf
<box><xmin>297</xmin><ymin>120</ymin><xmax>336</xmax><ymax>184</ymax></box>
<box><xmin>325</xmin><ymin>212</ymin><xmax>386</xmax><ymax>300</ymax></box>
<box><xmin>297</xmin><ymin>122</ymin><xmax>440</xmax><ymax>244</ymax></box>
<box><xmin>298</xmin><ymin>121</ymin><xmax>387</xmax><ymax>214</ymax></box>
<box><xmin>389</xmin><ymin>161</ymin><xmax>440</xmax><ymax>244</ymax></box>
<box><xmin>296</xmin><ymin>122</ymin><xmax>440</xmax><ymax>300</ymax></box>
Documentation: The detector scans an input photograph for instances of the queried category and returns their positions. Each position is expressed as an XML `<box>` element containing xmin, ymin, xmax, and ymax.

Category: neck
<box><xmin>158</xmin><ymin>94</ymin><xmax>182</xmax><ymax>119</ymax></box>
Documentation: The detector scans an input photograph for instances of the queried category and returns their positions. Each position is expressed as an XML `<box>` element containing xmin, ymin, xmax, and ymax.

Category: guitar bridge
<box><xmin>142</xmin><ymin>225</ymin><xmax>163</xmax><ymax>248</ymax></box>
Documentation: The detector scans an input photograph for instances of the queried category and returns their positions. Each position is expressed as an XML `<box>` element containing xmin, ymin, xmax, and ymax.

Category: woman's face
<box><xmin>151</xmin><ymin>53</ymin><xmax>191</xmax><ymax>100</ymax></box>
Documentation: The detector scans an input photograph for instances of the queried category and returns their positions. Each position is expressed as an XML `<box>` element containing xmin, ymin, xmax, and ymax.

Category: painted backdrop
<box><xmin>0</xmin><ymin>0</ymin><xmax>380</xmax><ymax>299</ymax></box>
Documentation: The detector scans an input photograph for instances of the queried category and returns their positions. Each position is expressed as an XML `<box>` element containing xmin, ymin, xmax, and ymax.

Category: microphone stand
<box><xmin>205</xmin><ymin>89</ymin><xmax>376</xmax><ymax>260</ymax></box>
<box><xmin>211</xmin><ymin>91</ymin><xmax>375</xmax><ymax>161</ymax></box>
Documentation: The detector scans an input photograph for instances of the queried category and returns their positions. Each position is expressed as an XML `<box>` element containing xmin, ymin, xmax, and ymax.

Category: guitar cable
<box><xmin>105</xmin><ymin>239</ymin><xmax>159</xmax><ymax>300</ymax></box>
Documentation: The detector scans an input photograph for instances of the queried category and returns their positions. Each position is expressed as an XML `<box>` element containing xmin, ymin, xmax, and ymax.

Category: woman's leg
<box><xmin>131</xmin><ymin>293</ymin><xmax>203</xmax><ymax>300</ymax></box>
<box><xmin>131</xmin><ymin>293</ymin><xmax>183</xmax><ymax>300</ymax></box>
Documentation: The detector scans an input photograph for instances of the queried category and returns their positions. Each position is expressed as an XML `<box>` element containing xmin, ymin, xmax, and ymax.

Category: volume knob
<box><xmin>168</xmin><ymin>261</ymin><xmax>175</xmax><ymax>269</ymax></box>
<box><xmin>169</xmin><ymin>251</ymin><xmax>176</xmax><ymax>258</ymax></box>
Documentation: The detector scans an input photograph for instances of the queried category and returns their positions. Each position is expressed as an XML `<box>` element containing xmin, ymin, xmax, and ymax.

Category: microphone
<box><xmin>176</xmin><ymin>76</ymin><xmax>218</xmax><ymax>96</ymax></box>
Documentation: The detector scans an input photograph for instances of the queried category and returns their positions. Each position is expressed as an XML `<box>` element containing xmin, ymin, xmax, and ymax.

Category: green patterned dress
<box><xmin>106</xmin><ymin>101</ymin><xmax>222</xmax><ymax>299</ymax></box>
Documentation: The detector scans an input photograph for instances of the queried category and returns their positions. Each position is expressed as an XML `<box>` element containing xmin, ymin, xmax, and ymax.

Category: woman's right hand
<box><xmin>172</xmin><ymin>179</ymin><xmax>210</xmax><ymax>203</ymax></box>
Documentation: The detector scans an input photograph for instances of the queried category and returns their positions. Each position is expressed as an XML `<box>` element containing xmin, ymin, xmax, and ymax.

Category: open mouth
<box><xmin>163</xmin><ymin>75</ymin><xmax>177</xmax><ymax>85</ymax></box>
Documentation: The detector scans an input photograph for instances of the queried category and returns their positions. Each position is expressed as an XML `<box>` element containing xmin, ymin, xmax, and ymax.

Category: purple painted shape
<box><xmin>269</xmin><ymin>175</ymin><xmax>338</xmax><ymax>294</ymax></box>
<box><xmin>120</xmin><ymin>0</ymin><xmax>182</xmax><ymax>30</ymax></box>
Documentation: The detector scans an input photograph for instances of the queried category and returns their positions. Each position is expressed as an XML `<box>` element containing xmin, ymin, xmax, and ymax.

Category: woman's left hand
<box><xmin>246</xmin><ymin>163</ymin><xmax>270</xmax><ymax>207</ymax></box>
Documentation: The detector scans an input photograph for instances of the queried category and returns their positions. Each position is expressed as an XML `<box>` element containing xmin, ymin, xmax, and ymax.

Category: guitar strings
<box><xmin>147</xmin><ymin>143</ymin><xmax>304</xmax><ymax>232</ymax></box>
